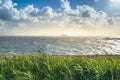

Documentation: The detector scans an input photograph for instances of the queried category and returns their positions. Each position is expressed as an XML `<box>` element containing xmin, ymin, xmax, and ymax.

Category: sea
<box><xmin>0</xmin><ymin>36</ymin><xmax>120</xmax><ymax>55</ymax></box>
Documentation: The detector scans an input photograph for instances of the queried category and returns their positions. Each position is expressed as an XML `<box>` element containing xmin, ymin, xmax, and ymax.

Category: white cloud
<box><xmin>60</xmin><ymin>0</ymin><xmax>71</xmax><ymax>12</ymax></box>
<box><xmin>0</xmin><ymin>0</ymin><xmax>119</xmax><ymax>36</ymax></box>
<box><xmin>2</xmin><ymin>0</ymin><xmax>17</xmax><ymax>9</ymax></box>
<box><xmin>40</xmin><ymin>6</ymin><xmax>56</xmax><ymax>18</ymax></box>
<box><xmin>0</xmin><ymin>0</ymin><xmax>108</xmax><ymax>24</ymax></box>
<box><xmin>19</xmin><ymin>5</ymin><xmax>39</xmax><ymax>22</ymax></box>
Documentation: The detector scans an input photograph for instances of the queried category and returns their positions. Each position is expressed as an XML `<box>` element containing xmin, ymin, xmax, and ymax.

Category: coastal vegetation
<box><xmin>0</xmin><ymin>53</ymin><xmax>119</xmax><ymax>80</ymax></box>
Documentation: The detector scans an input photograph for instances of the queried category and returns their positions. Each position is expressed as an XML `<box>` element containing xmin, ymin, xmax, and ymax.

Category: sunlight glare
<box><xmin>110</xmin><ymin>0</ymin><xmax>120</xmax><ymax>3</ymax></box>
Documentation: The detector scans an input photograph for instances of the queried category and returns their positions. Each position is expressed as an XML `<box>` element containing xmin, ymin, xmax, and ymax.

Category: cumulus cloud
<box><xmin>0</xmin><ymin>0</ymin><xmax>109</xmax><ymax>24</ymax></box>
<box><xmin>0</xmin><ymin>0</ymin><xmax>19</xmax><ymax>21</ymax></box>
<box><xmin>40</xmin><ymin>6</ymin><xmax>56</xmax><ymax>18</ymax></box>
<box><xmin>60</xmin><ymin>0</ymin><xmax>71</xmax><ymax>12</ymax></box>
<box><xmin>0</xmin><ymin>0</ymin><xmax>119</xmax><ymax>36</ymax></box>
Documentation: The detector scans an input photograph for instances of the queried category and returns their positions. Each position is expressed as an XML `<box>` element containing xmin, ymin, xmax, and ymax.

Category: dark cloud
<box><xmin>107</xmin><ymin>19</ymin><xmax>115</xmax><ymax>25</ymax></box>
<box><xmin>0</xmin><ymin>8</ymin><xmax>13</xmax><ymax>21</ymax></box>
<box><xmin>82</xmin><ymin>11</ymin><xmax>90</xmax><ymax>17</ymax></box>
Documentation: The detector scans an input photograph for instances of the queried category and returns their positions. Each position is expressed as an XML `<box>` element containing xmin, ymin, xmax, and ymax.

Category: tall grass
<box><xmin>0</xmin><ymin>53</ymin><xmax>120</xmax><ymax>80</ymax></box>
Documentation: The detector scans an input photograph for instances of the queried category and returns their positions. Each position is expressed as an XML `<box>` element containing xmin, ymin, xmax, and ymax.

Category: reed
<box><xmin>0</xmin><ymin>53</ymin><xmax>119</xmax><ymax>80</ymax></box>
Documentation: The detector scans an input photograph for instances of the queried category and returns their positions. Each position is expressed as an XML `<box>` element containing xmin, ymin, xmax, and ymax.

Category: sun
<box><xmin>109</xmin><ymin>0</ymin><xmax>120</xmax><ymax>8</ymax></box>
<box><xmin>110</xmin><ymin>0</ymin><xmax>120</xmax><ymax>3</ymax></box>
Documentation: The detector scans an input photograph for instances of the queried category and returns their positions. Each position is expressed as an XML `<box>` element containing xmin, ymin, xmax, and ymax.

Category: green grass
<box><xmin>0</xmin><ymin>53</ymin><xmax>120</xmax><ymax>80</ymax></box>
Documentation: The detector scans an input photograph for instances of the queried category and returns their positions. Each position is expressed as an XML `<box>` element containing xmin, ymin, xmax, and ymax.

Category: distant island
<box><xmin>104</xmin><ymin>37</ymin><xmax>120</xmax><ymax>40</ymax></box>
<box><xmin>60</xmin><ymin>34</ymin><xmax>68</xmax><ymax>37</ymax></box>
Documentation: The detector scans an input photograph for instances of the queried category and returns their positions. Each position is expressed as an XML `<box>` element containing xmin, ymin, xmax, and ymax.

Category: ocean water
<box><xmin>0</xmin><ymin>36</ymin><xmax>120</xmax><ymax>55</ymax></box>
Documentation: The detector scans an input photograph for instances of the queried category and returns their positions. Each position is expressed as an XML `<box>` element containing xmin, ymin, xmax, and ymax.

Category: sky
<box><xmin>0</xmin><ymin>0</ymin><xmax>120</xmax><ymax>36</ymax></box>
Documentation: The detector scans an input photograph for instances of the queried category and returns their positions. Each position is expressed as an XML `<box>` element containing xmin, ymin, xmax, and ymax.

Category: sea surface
<box><xmin>0</xmin><ymin>36</ymin><xmax>120</xmax><ymax>55</ymax></box>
